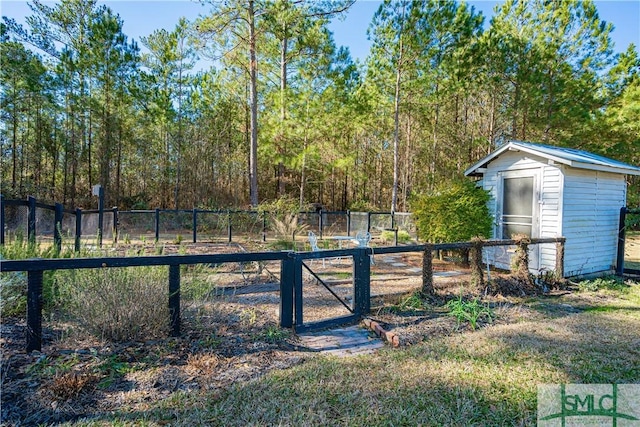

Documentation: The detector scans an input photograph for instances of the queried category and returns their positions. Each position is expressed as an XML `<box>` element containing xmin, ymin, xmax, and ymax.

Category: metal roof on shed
<box><xmin>464</xmin><ymin>140</ymin><xmax>640</xmax><ymax>176</ymax></box>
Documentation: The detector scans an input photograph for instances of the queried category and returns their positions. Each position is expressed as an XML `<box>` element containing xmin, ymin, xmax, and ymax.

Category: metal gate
<box><xmin>617</xmin><ymin>207</ymin><xmax>640</xmax><ymax>275</ymax></box>
<box><xmin>279</xmin><ymin>247</ymin><xmax>371</xmax><ymax>332</ymax></box>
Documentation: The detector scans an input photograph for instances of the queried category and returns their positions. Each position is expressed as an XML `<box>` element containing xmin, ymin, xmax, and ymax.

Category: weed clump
<box><xmin>445</xmin><ymin>294</ymin><xmax>494</xmax><ymax>330</ymax></box>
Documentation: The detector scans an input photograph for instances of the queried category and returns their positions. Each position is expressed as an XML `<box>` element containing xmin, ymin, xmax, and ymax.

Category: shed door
<box><xmin>495</xmin><ymin>170</ymin><xmax>540</xmax><ymax>271</ymax></box>
<box><xmin>501</xmin><ymin>176</ymin><xmax>534</xmax><ymax>239</ymax></box>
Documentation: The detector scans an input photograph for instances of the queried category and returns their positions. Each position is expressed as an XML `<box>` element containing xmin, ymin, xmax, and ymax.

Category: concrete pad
<box><xmin>296</xmin><ymin>325</ymin><xmax>384</xmax><ymax>357</ymax></box>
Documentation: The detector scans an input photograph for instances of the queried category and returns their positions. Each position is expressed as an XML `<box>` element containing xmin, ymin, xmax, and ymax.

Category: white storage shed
<box><xmin>464</xmin><ymin>140</ymin><xmax>640</xmax><ymax>277</ymax></box>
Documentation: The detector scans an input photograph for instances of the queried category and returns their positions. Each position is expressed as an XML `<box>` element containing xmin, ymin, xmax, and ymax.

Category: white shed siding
<box><xmin>562</xmin><ymin>169</ymin><xmax>626</xmax><ymax>276</ymax></box>
<box><xmin>467</xmin><ymin>141</ymin><xmax>637</xmax><ymax>277</ymax></box>
<box><xmin>481</xmin><ymin>168</ymin><xmax>499</xmax><ymax>228</ymax></box>
<box><xmin>487</xmin><ymin>152</ymin><xmax>544</xmax><ymax>171</ymax></box>
<box><xmin>482</xmin><ymin>152</ymin><xmax>563</xmax><ymax>273</ymax></box>
<box><xmin>538</xmin><ymin>165</ymin><xmax>563</xmax><ymax>271</ymax></box>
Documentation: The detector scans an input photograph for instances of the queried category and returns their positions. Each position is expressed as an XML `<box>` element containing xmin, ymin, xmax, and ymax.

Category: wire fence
<box><xmin>0</xmin><ymin>196</ymin><xmax>418</xmax><ymax>247</ymax></box>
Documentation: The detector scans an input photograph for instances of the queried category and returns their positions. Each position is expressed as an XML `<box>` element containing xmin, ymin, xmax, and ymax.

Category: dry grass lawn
<box><xmin>2</xmin><ymin>274</ymin><xmax>638</xmax><ymax>426</ymax></box>
<box><xmin>2</xmin><ymin>239</ymin><xmax>639</xmax><ymax>426</ymax></box>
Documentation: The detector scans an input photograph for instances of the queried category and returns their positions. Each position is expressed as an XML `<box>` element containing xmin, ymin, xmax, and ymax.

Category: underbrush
<box><xmin>572</xmin><ymin>275</ymin><xmax>640</xmax><ymax>306</ymax></box>
<box><xmin>574</xmin><ymin>275</ymin><xmax>632</xmax><ymax>292</ymax></box>
<box><xmin>0</xmin><ymin>236</ymin><xmax>74</xmax><ymax>317</ymax></box>
<box><xmin>380</xmin><ymin>229</ymin><xmax>412</xmax><ymax>244</ymax></box>
<box><xmin>55</xmin><ymin>266</ymin><xmax>169</xmax><ymax>341</ymax></box>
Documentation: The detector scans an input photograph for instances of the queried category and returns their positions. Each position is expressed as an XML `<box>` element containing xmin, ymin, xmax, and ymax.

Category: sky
<box><xmin>2</xmin><ymin>0</ymin><xmax>639</xmax><ymax>65</ymax></box>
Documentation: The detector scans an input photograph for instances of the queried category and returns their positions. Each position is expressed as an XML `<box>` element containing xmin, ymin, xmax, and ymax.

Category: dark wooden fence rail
<box><xmin>2</xmin><ymin>237</ymin><xmax>568</xmax><ymax>353</ymax></box>
<box><xmin>1</xmin><ymin>251</ymin><xmax>290</xmax><ymax>353</ymax></box>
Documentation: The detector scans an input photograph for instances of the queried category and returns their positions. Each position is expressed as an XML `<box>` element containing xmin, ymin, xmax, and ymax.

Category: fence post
<box><xmin>346</xmin><ymin>210</ymin><xmax>351</xmax><ymax>236</ymax></box>
<box><xmin>75</xmin><ymin>208</ymin><xmax>82</xmax><ymax>252</ymax></box>
<box><xmin>367</xmin><ymin>212</ymin><xmax>371</xmax><ymax>233</ymax></box>
<box><xmin>28</xmin><ymin>196</ymin><xmax>36</xmax><ymax>244</ymax></box>
<box><xmin>192</xmin><ymin>208</ymin><xmax>197</xmax><ymax>243</ymax></box>
<box><xmin>227</xmin><ymin>210</ymin><xmax>232</xmax><ymax>243</ymax></box>
<box><xmin>169</xmin><ymin>264</ymin><xmax>181</xmax><ymax>337</ymax></box>
<box><xmin>513</xmin><ymin>235</ymin><xmax>532</xmax><ymax>283</ymax></box>
<box><xmin>616</xmin><ymin>207</ymin><xmax>626</xmax><ymax>276</ymax></box>
<box><xmin>293</xmin><ymin>255</ymin><xmax>304</xmax><ymax>330</ymax></box>
<box><xmin>112</xmin><ymin>207</ymin><xmax>118</xmax><ymax>244</ymax></box>
<box><xmin>0</xmin><ymin>194</ymin><xmax>5</xmax><ymax>245</ymax></box>
<box><xmin>97</xmin><ymin>186</ymin><xmax>104</xmax><ymax>247</ymax></box>
<box><xmin>353</xmin><ymin>247</ymin><xmax>371</xmax><ymax>315</ymax></box>
<box><xmin>280</xmin><ymin>255</ymin><xmax>294</xmax><ymax>328</ymax></box>
<box><xmin>422</xmin><ymin>244</ymin><xmax>434</xmax><ymax>296</ymax></box>
<box><xmin>262</xmin><ymin>211</ymin><xmax>267</xmax><ymax>242</ymax></box>
<box><xmin>470</xmin><ymin>238</ymin><xmax>484</xmax><ymax>289</ymax></box>
<box><xmin>26</xmin><ymin>270</ymin><xmax>44</xmax><ymax>352</ymax></box>
<box><xmin>556</xmin><ymin>239</ymin><xmax>565</xmax><ymax>279</ymax></box>
<box><xmin>319</xmin><ymin>210</ymin><xmax>324</xmax><ymax>239</ymax></box>
<box><xmin>54</xmin><ymin>203</ymin><xmax>63</xmax><ymax>252</ymax></box>
<box><xmin>155</xmin><ymin>208</ymin><xmax>160</xmax><ymax>242</ymax></box>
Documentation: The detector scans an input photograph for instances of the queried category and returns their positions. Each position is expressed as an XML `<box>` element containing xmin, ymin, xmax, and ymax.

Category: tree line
<box><xmin>2</xmin><ymin>0</ymin><xmax>638</xmax><ymax>211</ymax></box>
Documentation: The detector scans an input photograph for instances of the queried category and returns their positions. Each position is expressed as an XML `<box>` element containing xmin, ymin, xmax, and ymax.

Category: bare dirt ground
<box><xmin>1</xmin><ymin>241</ymin><xmax>637</xmax><ymax>425</ymax></box>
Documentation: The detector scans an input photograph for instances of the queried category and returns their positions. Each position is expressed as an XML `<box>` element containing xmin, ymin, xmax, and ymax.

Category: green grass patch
<box><xmin>574</xmin><ymin>276</ymin><xmax>640</xmax><ymax>309</ymax></box>
<box><xmin>575</xmin><ymin>275</ymin><xmax>629</xmax><ymax>293</ymax></box>
<box><xmin>259</xmin><ymin>325</ymin><xmax>291</xmax><ymax>343</ymax></box>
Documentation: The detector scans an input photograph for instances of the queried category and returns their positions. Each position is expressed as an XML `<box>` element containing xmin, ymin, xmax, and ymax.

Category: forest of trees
<box><xmin>1</xmin><ymin>0</ymin><xmax>639</xmax><ymax>211</ymax></box>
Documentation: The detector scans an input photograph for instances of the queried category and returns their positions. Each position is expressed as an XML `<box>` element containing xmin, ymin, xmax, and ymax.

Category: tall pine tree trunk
<box><xmin>392</xmin><ymin>64</ymin><xmax>401</xmax><ymax>213</ymax></box>
<box><xmin>278</xmin><ymin>31</ymin><xmax>288</xmax><ymax>196</ymax></box>
<box><xmin>248</xmin><ymin>0</ymin><xmax>259</xmax><ymax>207</ymax></box>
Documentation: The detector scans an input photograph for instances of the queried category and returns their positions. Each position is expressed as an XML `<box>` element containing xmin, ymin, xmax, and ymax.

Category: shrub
<box><xmin>56</xmin><ymin>266</ymin><xmax>169</xmax><ymax>342</ymax></box>
<box><xmin>268</xmin><ymin>239</ymin><xmax>297</xmax><ymax>251</ymax></box>
<box><xmin>266</xmin><ymin>212</ymin><xmax>309</xmax><ymax>251</ymax></box>
<box><xmin>411</xmin><ymin>180</ymin><xmax>493</xmax><ymax>243</ymax></box>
